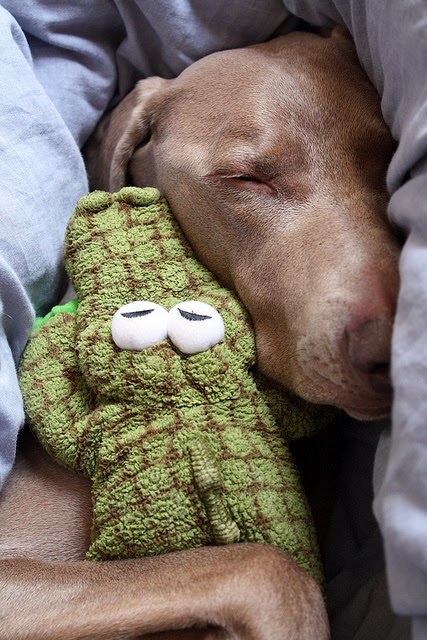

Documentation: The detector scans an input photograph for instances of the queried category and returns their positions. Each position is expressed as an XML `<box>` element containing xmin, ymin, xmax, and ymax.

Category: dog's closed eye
<box><xmin>225</xmin><ymin>174</ymin><xmax>276</xmax><ymax>196</ymax></box>
<box><xmin>204</xmin><ymin>168</ymin><xmax>277</xmax><ymax>197</ymax></box>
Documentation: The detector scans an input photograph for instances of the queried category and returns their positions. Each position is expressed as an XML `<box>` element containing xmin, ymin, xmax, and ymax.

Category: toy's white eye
<box><xmin>111</xmin><ymin>301</ymin><xmax>168</xmax><ymax>350</ymax></box>
<box><xmin>168</xmin><ymin>300</ymin><xmax>225</xmax><ymax>355</ymax></box>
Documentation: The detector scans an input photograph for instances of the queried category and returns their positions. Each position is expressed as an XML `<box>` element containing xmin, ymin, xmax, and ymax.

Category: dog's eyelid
<box><xmin>225</xmin><ymin>174</ymin><xmax>277</xmax><ymax>196</ymax></box>
<box><xmin>207</xmin><ymin>164</ymin><xmax>272</xmax><ymax>180</ymax></box>
<box><xmin>228</xmin><ymin>173</ymin><xmax>265</xmax><ymax>183</ymax></box>
<box><xmin>209</xmin><ymin>156</ymin><xmax>278</xmax><ymax>181</ymax></box>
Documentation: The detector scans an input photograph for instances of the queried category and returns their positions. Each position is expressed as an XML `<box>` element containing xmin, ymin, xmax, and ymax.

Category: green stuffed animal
<box><xmin>19</xmin><ymin>187</ymin><xmax>330</xmax><ymax>583</ymax></box>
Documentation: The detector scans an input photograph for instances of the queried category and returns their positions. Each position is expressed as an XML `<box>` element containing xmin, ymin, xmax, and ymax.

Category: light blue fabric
<box><xmin>0</xmin><ymin>5</ymin><xmax>89</xmax><ymax>486</ymax></box>
<box><xmin>1</xmin><ymin>0</ymin><xmax>291</xmax><ymax>146</ymax></box>
<box><xmin>0</xmin><ymin>1</ymin><xmax>426</xmax><ymax>637</ymax></box>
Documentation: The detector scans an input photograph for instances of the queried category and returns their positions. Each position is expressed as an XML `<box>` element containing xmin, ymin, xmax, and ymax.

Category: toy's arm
<box><xmin>19</xmin><ymin>312</ymin><xmax>98</xmax><ymax>476</ymax></box>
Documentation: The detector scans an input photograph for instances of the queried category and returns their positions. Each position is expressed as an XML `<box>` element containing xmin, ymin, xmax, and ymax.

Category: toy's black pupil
<box><xmin>121</xmin><ymin>309</ymin><xmax>154</xmax><ymax>318</ymax></box>
<box><xmin>178</xmin><ymin>309</ymin><xmax>212</xmax><ymax>322</ymax></box>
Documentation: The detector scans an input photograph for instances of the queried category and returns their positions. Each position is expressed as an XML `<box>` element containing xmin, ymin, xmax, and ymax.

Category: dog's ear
<box><xmin>110</xmin><ymin>77</ymin><xmax>171</xmax><ymax>191</ymax></box>
<box><xmin>84</xmin><ymin>77</ymin><xmax>171</xmax><ymax>192</ymax></box>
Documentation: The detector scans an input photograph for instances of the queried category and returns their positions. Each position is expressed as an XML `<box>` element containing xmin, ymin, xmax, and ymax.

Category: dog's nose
<box><xmin>347</xmin><ymin>315</ymin><xmax>393</xmax><ymax>393</ymax></box>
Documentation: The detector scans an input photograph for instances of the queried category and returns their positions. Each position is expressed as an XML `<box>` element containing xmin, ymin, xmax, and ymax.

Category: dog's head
<box><xmin>85</xmin><ymin>28</ymin><xmax>401</xmax><ymax>419</ymax></box>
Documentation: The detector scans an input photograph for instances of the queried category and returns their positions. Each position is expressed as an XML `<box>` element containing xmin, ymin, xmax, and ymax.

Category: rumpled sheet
<box><xmin>0</xmin><ymin>1</ymin><xmax>426</xmax><ymax>637</ymax></box>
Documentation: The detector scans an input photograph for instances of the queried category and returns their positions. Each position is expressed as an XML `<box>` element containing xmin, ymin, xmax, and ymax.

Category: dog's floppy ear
<box><xmin>110</xmin><ymin>77</ymin><xmax>171</xmax><ymax>191</ymax></box>
<box><xmin>84</xmin><ymin>77</ymin><xmax>170</xmax><ymax>192</ymax></box>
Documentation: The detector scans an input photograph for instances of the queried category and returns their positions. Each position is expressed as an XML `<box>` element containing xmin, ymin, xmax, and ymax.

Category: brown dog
<box><xmin>0</xmin><ymin>28</ymin><xmax>400</xmax><ymax>639</ymax></box>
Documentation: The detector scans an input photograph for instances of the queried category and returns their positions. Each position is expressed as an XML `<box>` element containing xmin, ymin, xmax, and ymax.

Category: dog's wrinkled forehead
<box><xmin>157</xmin><ymin>51</ymin><xmax>390</xmax><ymax>208</ymax></box>
<box><xmin>156</xmin><ymin>32</ymin><xmax>389</xmax><ymax>164</ymax></box>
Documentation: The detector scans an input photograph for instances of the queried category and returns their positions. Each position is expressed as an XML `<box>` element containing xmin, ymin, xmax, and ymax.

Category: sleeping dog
<box><xmin>0</xmin><ymin>28</ymin><xmax>400</xmax><ymax>640</ymax></box>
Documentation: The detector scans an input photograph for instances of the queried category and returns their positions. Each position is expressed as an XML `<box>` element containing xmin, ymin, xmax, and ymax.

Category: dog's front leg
<box><xmin>0</xmin><ymin>544</ymin><xmax>329</xmax><ymax>640</ymax></box>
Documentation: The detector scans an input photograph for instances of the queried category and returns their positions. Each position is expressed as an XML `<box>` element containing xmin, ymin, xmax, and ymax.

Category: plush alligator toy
<box><xmin>19</xmin><ymin>187</ymin><xmax>330</xmax><ymax>583</ymax></box>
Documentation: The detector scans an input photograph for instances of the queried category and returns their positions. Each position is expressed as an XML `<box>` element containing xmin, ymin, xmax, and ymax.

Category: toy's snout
<box><xmin>111</xmin><ymin>299</ymin><xmax>225</xmax><ymax>355</ymax></box>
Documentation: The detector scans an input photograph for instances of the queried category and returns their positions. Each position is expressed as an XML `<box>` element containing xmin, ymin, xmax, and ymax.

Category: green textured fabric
<box><xmin>19</xmin><ymin>186</ymin><xmax>331</xmax><ymax>583</ymax></box>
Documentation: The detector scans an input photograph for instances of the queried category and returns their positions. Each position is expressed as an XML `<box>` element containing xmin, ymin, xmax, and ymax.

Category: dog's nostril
<box><xmin>368</xmin><ymin>362</ymin><xmax>389</xmax><ymax>377</ymax></box>
<box><xmin>347</xmin><ymin>317</ymin><xmax>393</xmax><ymax>393</ymax></box>
<box><xmin>366</xmin><ymin>362</ymin><xmax>391</xmax><ymax>393</ymax></box>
